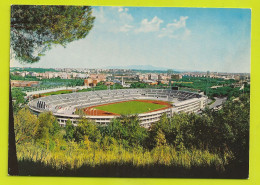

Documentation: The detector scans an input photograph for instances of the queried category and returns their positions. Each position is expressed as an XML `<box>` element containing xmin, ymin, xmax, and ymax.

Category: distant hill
<box><xmin>104</xmin><ymin>65</ymin><xmax>172</xmax><ymax>71</ymax></box>
<box><xmin>104</xmin><ymin>65</ymin><xmax>212</xmax><ymax>73</ymax></box>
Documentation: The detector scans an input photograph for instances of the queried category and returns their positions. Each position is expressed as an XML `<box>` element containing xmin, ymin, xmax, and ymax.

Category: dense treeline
<box><xmin>130</xmin><ymin>82</ymin><xmax>149</xmax><ymax>88</ymax></box>
<box><xmin>14</xmin><ymin>94</ymin><xmax>249</xmax><ymax>177</ymax></box>
<box><xmin>10</xmin><ymin>74</ymin><xmax>40</xmax><ymax>81</ymax></box>
<box><xmin>77</xmin><ymin>82</ymin><xmax>123</xmax><ymax>92</ymax></box>
<box><xmin>208</xmin><ymin>84</ymin><xmax>250</xmax><ymax>99</ymax></box>
<box><xmin>176</xmin><ymin>77</ymin><xmax>249</xmax><ymax>99</ymax></box>
<box><xmin>10</xmin><ymin>74</ymin><xmax>84</xmax><ymax>87</ymax></box>
<box><xmin>130</xmin><ymin>77</ymin><xmax>249</xmax><ymax>100</ymax></box>
<box><xmin>11</xmin><ymin>67</ymin><xmax>59</xmax><ymax>73</ymax></box>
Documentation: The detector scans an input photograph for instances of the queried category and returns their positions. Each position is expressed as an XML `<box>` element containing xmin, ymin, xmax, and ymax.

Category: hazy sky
<box><xmin>10</xmin><ymin>7</ymin><xmax>251</xmax><ymax>73</ymax></box>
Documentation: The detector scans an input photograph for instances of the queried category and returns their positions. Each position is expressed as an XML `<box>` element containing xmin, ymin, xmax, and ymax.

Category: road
<box><xmin>209</xmin><ymin>97</ymin><xmax>227</xmax><ymax>109</ymax></box>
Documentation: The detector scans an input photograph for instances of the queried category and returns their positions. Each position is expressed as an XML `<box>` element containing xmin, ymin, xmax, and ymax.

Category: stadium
<box><xmin>28</xmin><ymin>89</ymin><xmax>208</xmax><ymax>128</ymax></box>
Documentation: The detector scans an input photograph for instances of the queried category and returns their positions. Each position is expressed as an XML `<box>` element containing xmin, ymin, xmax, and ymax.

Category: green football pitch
<box><xmin>95</xmin><ymin>100</ymin><xmax>167</xmax><ymax>115</ymax></box>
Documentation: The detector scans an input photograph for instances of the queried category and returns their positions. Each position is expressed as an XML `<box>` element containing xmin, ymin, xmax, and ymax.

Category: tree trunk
<box><xmin>8</xmin><ymin>83</ymin><xmax>19</xmax><ymax>175</ymax></box>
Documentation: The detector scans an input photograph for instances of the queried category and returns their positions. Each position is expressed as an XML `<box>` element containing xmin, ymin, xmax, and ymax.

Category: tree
<box><xmin>100</xmin><ymin>116</ymin><xmax>148</xmax><ymax>148</ymax></box>
<box><xmin>149</xmin><ymin>113</ymin><xmax>174</xmax><ymax>148</ymax></box>
<box><xmin>9</xmin><ymin>5</ymin><xmax>95</xmax><ymax>175</ymax></box>
<box><xmin>10</xmin><ymin>5</ymin><xmax>95</xmax><ymax>63</ymax></box>
<box><xmin>102</xmin><ymin>118</ymin><xmax>128</xmax><ymax>141</ymax></box>
<box><xmin>83</xmin><ymin>136</ymin><xmax>91</xmax><ymax>149</ymax></box>
<box><xmin>216</xmin><ymin>94</ymin><xmax>250</xmax><ymax>163</ymax></box>
<box><xmin>14</xmin><ymin>107</ymin><xmax>39</xmax><ymax>144</ymax></box>
<box><xmin>74</xmin><ymin>119</ymin><xmax>101</xmax><ymax>143</ymax></box>
<box><xmin>100</xmin><ymin>136</ymin><xmax>118</xmax><ymax>151</ymax></box>
<box><xmin>125</xmin><ymin>116</ymin><xmax>148</xmax><ymax>147</ymax></box>
<box><xmin>11</xmin><ymin>88</ymin><xmax>27</xmax><ymax>112</ymax></box>
<box><xmin>36</xmin><ymin>111</ymin><xmax>59</xmax><ymax>140</ymax></box>
<box><xmin>155</xmin><ymin>129</ymin><xmax>167</xmax><ymax>147</ymax></box>
<box><xmin>64</xmin><ymin>119</ymin><xmax>75</xmax><ymax>141</ymax></box>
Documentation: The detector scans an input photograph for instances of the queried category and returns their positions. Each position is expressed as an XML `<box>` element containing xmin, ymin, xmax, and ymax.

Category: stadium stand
<box><xmin>29</xmin><ymin>89</ymin><xmax>207</xmax><ymax>128</ymax></box>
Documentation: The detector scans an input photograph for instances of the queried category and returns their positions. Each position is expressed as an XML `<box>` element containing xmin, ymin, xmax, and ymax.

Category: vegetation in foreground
<box><xmin>13</xmin><ymin>94</ymin><xmax>249</xmax><ymax>178</ymax></box>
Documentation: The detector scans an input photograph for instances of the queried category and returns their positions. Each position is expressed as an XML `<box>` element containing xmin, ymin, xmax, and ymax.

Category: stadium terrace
<box><xmin>29</xmin><ymin>89</ymin><xmax>208</xmax><ymax>128</ymax></box>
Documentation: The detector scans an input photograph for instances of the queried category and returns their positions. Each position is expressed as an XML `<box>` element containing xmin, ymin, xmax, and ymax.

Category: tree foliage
<box><xmin>14</xmin><ymin>107</ymin><xmax>39</xmax><ymax>144</ymax></box>
<box><xmin>36</xmin><ymin>111</ymin><xmax>60</xmax><ymax>140</ymax></box>
<box><xmin>11</xmin><ymin>88</ymin><xmax>27</xmax><ymax>112</ymax></box>
<box><xmin>10</xmin><ymin>5</ymin><xmax>95</xmax><ymax>63</ymax></box>
<box><xmin>74</xmin><ymin>119</ymin><xmax>101</xmax><ymax>143</ymax></box>
<box><xmin>154</xmin><ymin>129</ymin><xmax>167</xmax><ymax>146</ymax></box>
<box><xmin>130</xmin><ymin>82</ymin><xmax>148</xmax><ymax>88</ymax></box>
<box><xmin>100</xmin><ymin>115</ymin><xmax>148</xmax><ymax>148</ymax></box>
<box><xmin>64</xmin><ymin>119</ymin><xmax>74</xmax><ymax>141</ymax></box>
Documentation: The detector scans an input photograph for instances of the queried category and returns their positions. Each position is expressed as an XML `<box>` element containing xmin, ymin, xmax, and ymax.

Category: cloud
<box><xmin>119</xmin><ymin>24</ymin><xmax>133</xmax><ymax>32</ymax></box>
<box><xmin>118</xmin><ymin>7</ymin><xmax>124</xmax><ymax>12</ymax></box>
<box><xmin>158</xmin><ymin>16</ymin><xmax>191</xmax><ymax>39</ymax></box>
<box><xmin>93</xmin><ymin>7</ymin><xmax>134</xmax><ymax>33</ymax></box>
<box><xmin>169</xmin><ymin>16</ymin><xmax>188</xmax><ymax>29</ymax></box>
<box><xmin>93</xmin><ymin>7</ymin><xmax>190</xmax><ymax>38</ymax></box>
<box><xmin>118</xmin><ymin>7</ymin><xmax>129</xmax><ymax>12</ymax></box>
<box><xmin>118</xmin><ymin>11</ymin><xmax>133</xmax><ymax>23</ymax></box>
<box><xmin>135</xmin><ymin>16</ymin><xmax>163</xmax><ymax>33</ymax></box>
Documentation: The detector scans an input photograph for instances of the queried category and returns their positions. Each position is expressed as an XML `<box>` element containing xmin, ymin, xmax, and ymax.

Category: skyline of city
<box><xmin>10</xmin><ymin>7</ymin><xmax>251</xmax><ymax>73</ymax></box>
<box><xmin>10</xmin><ymin>66</ymin><xmax>250</xmax><ymax>74</ymax></box>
